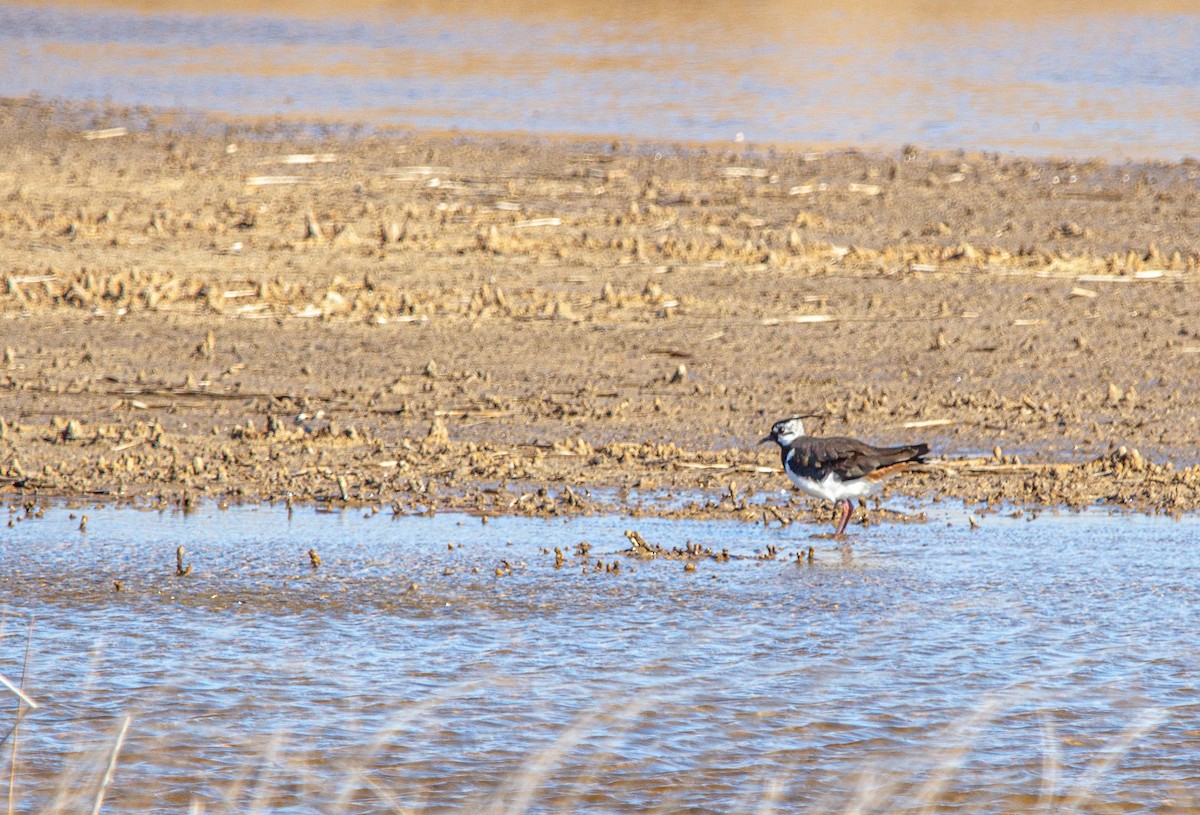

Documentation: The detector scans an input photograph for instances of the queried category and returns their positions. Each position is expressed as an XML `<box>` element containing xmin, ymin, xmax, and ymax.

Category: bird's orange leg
<box><xmin>834</xmin><ymin>499</ymin><xmax>853</xmax><ymax>537</ymax></box>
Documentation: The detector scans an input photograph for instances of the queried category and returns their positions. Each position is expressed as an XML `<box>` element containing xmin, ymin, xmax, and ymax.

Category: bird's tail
<box><xmin>864</xmin><ymin>444</ymin><xmax>930</xmax><ymax>483</ymax></box>
<box><xmin>880</xmin><ymin>442</ymin><xmax>929</xmax><ymax>464</ymax></box>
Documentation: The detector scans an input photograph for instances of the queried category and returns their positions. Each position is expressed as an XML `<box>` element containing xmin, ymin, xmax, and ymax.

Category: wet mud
<box><xmin>3</xmin><ymin>99</ymin><xmax>1200</xmax><ymax>522</ymax></box>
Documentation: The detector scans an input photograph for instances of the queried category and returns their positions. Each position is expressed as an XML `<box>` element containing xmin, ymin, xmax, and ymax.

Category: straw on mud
<box><xmin>517</xmin><ymin>692</ymin><xmax>668</xmax><ymax>815</ymax></box>
<box><xmin>840</xmin><ymin>766</ymin><xmax>897</xmax><ymax>815</ymax></box>
<box><xmin>241</xmin><ymin>732</ymin><xmax>285</xmax><ymax>815</ymax></box>
<box><xmin>1037</xmin><ymin>712</ymin><xmax>1061</xmax><ymax>811</ymax></box>
<box><xmin>753</xmin><ymin>775</ymin><xmax>788</xmax><ymax>815</ymax></box>
<box><xmin>799</xmin><ymin>683</ymin><xmax>1025</xmax><ymax>815</ymax></box>
<box><xmin>912</xmin><ymin>696</ymin><xmax>1007</xmax><ymax>814</ymax></box>
<box><xmin>483</xmin><ymin>705</ymin><xmax>638</xmax><ymax>815</ymax></box>
<box><xmin>90</xmin><ymin>715</ymin><xmax>130</xmax><ymax>815</ymax></box>
<box><xmin>328</xmin><ymin>677</ymin><xmax>503</xmax><ymax>812</ymax></box>
<box><xmin>356</xmin><ymin>775</ymin><xmax>407</xmax><ymax>815</ymax></box>
<box><xmin>202</xmin><ymin>679</ymin><xmax>513</xmax><ymax>814</ymax></box>
<box><xmin>1059</xmin><ymin>708</ymin><xmax>1166</xmax><ymax>814</ymax></box>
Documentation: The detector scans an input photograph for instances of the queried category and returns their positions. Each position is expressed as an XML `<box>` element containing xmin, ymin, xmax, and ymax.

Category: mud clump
<box><xmin>623</xmin><ymin>529</ymin><xmax>716</xmax><ymax>560</ymax></box>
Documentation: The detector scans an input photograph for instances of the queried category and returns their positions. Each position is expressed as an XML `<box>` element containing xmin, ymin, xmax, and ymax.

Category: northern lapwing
<box><xmin>761</xmin><ymin>416</ymin><xmax>929</xmax><ymax>537</ymax></box>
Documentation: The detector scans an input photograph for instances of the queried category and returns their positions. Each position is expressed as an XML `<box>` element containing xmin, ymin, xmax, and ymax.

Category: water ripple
<box><xmin>2</xmin><ymin>504</ymin><xmax>1200</xmax><ymax>812</ymax></box>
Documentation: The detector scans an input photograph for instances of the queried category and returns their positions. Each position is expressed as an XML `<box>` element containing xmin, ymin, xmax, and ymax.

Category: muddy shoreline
<box><xmin>2</xmin><ymin>99</ymin><xmax>1200</xmax><ymax>525</ymax></box>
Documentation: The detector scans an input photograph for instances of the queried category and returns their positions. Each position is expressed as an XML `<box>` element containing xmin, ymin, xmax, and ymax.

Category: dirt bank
<box><xmin>3</xmin><ymin>99</ymin><xmax>1200</xmax><ymax>526</ymax></box>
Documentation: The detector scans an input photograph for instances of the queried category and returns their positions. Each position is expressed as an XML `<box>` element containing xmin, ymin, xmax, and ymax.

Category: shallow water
<box><xmin>2</xmin><ymin>503</ymin><xmax>1200</xmax><ymax>813</ymax></box>
<box><xmin>3</xmin><ymin>0</ymin><xmax>1200</xmax><ymax>158</ymax></box>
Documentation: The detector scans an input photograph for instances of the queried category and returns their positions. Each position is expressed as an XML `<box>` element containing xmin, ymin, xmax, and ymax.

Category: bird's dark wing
<box><xmin>791</xmin><ymin>436</ymin><xmax>928</xmax><ymax>480</ymax></box>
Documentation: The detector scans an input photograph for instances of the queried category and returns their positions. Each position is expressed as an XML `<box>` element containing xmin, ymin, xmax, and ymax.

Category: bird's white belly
<box><xmin>786</xmin><ymin>469</ymin><xmax>875</xmax><ymax>503</ymax></box>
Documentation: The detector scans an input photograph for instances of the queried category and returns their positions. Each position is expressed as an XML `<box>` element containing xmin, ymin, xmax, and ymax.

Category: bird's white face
<box><xmin>770</xmin><ymin>416</ymin><xmax>806</xmax><ymax>445</ymax></box>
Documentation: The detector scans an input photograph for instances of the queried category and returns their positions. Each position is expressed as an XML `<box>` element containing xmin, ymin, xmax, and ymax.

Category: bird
<box><xmin>760</xmin><ymin>415</ymin><xmax>929</xmax><ymax>537</ymax></box>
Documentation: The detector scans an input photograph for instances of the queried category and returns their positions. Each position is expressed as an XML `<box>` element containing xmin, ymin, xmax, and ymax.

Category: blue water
<box><xmin>2</xmin><ymin>503</ymin><xmax>1199</xmax><ymax>812</ymax></box>
<box><xmin>2</xmin><ymin>1</ymin><xmax>1199</xmax><ymax>158</ymax></box>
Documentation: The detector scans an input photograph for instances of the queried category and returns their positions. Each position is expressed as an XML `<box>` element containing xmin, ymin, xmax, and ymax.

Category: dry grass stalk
<box><xmin>89</xmin><ymin>717</ymin><xmax>131</xmax><ymax>815</ymax></box>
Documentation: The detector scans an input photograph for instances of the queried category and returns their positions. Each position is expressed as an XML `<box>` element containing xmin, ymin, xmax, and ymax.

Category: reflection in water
<box><xmin>2</xmin><ymin>0</ymin><xmax>1199</xmax><ymax>157</ymax></box>
<box><xmin>2</xmin><ymin>504</ymin><xmax>1200</xmax><ymax>812</ymax></box>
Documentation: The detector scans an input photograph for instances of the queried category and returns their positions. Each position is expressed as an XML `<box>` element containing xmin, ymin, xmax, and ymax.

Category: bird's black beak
<box><xmin>758</xmin><ymin>435</ymin><xmax>773</xmax><ymax>445</ymax></box>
